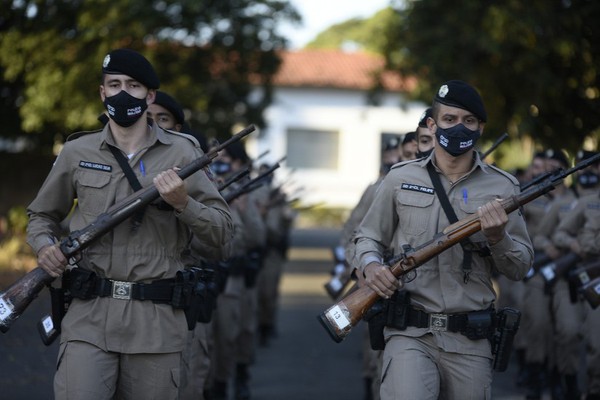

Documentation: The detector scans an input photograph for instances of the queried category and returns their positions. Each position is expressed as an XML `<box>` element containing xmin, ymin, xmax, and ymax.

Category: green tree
<box><xmin>382</xmin><ymin>0</ymin><xmax>600</xmax><ymax>154</ymax></box>
<box><xmin>0</xmin><ymin>0</ymin><xmax>300</xmax><ymax>153</ymax></box>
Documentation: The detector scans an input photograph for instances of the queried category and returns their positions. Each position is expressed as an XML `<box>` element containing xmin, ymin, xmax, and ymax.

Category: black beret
<box><xmin>545</xmin><ymin>149</ymin><xmax>570</xmax><ymax>168</ymax></box>
<box><xmin>434</xmin><ymin>80</ymin><xmax>487</xmax><ymax>122</ymax></box>
<box><xmin>418</xmin><ymin>107</ymin><xmax>433</xmax><ymax>128</ymax></box>
<box><xmin>102</xmin><ymin>48</ymin><xmax>160</xmax><ymax>89</ymax></box>
<box><xmin>154</xmin><ymin>91</ymin><xmax>185</xmax><ymax>125</ymax></box>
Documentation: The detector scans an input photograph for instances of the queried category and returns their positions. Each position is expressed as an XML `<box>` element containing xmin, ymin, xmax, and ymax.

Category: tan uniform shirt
<box><xmin>578</xmin><ymin>193</ymin><xmax>600</xmax><ymax>255</ymax></box>
<box><xmin>354</xmin><ymin>153</ymin><xmax>533</xmax><ymax>357</ymax></box>
<box><xmin>27</xmin><ymin>123</ymin><xmax>233</xmax><ymax>354</ymax></box>
<box><xmin>533</xmin><ymin>189</ymin><xmax>576</xmax><ymax>252</ymax></box>
<box><xmin>553</xmin><ymin>192</ymin><xmax>600</xmax><ymax>251</ymax></box>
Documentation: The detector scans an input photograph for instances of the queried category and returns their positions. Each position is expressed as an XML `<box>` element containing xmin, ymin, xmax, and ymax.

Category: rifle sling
<box><xmin>427</xmin><ymin>163</ymin><xmax>476</xmax><ymax>283</ymax></box>
<box><xmin>108</xmin><ymin>145</ymin><xmax>145</xmax><ymax>231</ymax></box>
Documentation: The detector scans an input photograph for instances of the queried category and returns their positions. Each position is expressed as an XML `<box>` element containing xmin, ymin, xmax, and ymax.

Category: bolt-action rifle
<box><xmin>0</xmin><ymin>125</ymin><xmax>256</xmax><ymax>333</ymax></box>
<box><xmin>318</xmin><ymin>152</ymin><xmax>600</xmax><ymax>343</ymax></box>
<box><xmin>480</xmin><ymin>132</ymin><xmax>509</xmax><ymax>161</ymax></box>
<box><xmin>223</xmin><ymin>157</ymin><xmax>285</xmax><ymax>203</ymax></box>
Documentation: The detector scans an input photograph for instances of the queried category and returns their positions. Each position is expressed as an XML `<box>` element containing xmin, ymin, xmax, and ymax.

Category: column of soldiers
<box><xmin>147</xmin><ymin>93</ymin><xmax>297</xmax><ymax>400</ymax></box>
<box><xmin>507</xmin><ymin>148</ymin><xmax>600</xmax><ymax>399</ymax></box>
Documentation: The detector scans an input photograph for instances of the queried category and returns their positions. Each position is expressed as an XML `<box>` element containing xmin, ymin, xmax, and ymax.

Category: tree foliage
<box><xmin>0</xmin><ymin>0</ymin><xmax>300</xmax><ymax>153</ymax></box>
<box><xmin>382</xmin><ymin>0</ymin><xmax>600</xmax><ymax>153</ymax></box>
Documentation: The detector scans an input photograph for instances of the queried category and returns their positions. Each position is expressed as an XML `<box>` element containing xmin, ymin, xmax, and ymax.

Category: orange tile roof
<box><xmin>272</xmin><ymin>49</ymin><xmax>414</xmax><ymax>92</ymax></box>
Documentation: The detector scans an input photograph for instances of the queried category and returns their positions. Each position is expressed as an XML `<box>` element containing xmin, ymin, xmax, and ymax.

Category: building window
<box><xmin>286</xmin><ymin>128</ymin><xmax>339</xmax><ymax>170</ymax></box>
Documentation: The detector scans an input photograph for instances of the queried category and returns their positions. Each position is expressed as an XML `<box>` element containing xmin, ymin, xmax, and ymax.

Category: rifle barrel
<box><xmin>0</xmin><ymin>124</ymin><xmax>255</xmax><ymax>333</ymax></box>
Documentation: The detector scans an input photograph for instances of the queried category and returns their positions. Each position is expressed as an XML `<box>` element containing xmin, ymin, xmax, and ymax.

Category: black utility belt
<box><xmin>65</xmin><ymin>268</ymin><xmax>174</xmax><ymax>303</ymax></box>
<box><xmin>385</xmin><ymin>296</ymin><xmax>496</xmax><ymax>340</ymax></box>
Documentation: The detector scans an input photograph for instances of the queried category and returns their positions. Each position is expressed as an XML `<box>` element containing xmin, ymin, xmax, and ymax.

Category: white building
<box><xmin>247</xmin><ymin>49</ymin><xmax>427</xmax><ymax>209</ymax></box>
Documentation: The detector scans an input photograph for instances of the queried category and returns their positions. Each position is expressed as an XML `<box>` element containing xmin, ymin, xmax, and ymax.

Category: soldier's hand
<box><xmin>478</xmin><ymin>198</ymin><xmax>508</xmax><ymax>245</ymax></box>
<box><xmin>38</xmin><ymin>244</ymin><xmax>68</xmax><ymax>277</ymax></box>
<box><xmin>363</xmin><ymin>262</ymin><xmax>401</xmax><ymax>299</ymax></box>
<box><xmin>154</xmin><ymin>168</ymin><xmax>189</xmax><ymax>212</ymax></box>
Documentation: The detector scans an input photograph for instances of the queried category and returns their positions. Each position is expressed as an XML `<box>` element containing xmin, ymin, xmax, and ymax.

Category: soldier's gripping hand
<box><xmin>364</xmin><ymin>262</ymin><xmax>402</xmax><ymax>299</ymax></box>
<box><xmin>154</xmin><ymin>167</ymin><xmax>189</xmax><ymax>212</ymax></box>
<box><xmin>38</xmin><ymin>244</ymin><xmax>68</xmax><ymax>277</ymax></box>
<box><xmin>478</xmin><ymin>198</ymin><xmax>508</xmax><ymax>245</ymax></box>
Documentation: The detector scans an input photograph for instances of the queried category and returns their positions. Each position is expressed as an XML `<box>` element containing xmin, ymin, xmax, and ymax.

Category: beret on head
<box><xmin>545</xmin><ymin>149</ymin><xmax>570</xmax><ymax>169</ymax></box>
<box><xmin>418</xmin><ymin>107</ymin><xmax>433</xmax><ymax>128</ymax></box>
<box><xmin>434</xmin><ymin>80</ymin><xmax>487</xmax><ymax>122</ymax></box>
<box><xmin>102</xmin><ymin>48</ymin><xmax>160</xmax><ymax>89</ymax></box>
<box><xmin>154</xmin><ymin>91</ymin><xmax>185</xmax><ymax>125</ymax></box>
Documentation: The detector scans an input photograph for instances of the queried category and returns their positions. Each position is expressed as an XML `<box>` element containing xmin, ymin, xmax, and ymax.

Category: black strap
<box><xmin>427</xmin><ymin>163</ymin><xmax>474</xmax><ymax>282</ymax></box>
<box><xmin>108</xmin><ymin>145</ymin><xmax>145</xmax><ymax>230</ymax></box>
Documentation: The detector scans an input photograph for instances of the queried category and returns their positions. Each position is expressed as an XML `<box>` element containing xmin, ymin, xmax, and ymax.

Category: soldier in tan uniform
<box><xmin>527</xmin><ymin>150</ymin><xmax>586</xmax><ymax>399</ymax></box>
<box><xmin>208</xmin><ymin>141</ymin><xmax>267</xmax><ymax>400</ymax></box>
<box><xmin>553</xmin><ymin>151</ymin><xmax>600</xmax><ymax>400</ymax></box>
<box><xmin>354</xmin><ymin>80</ymin><xmax>533</xmax><ymax>400</ymax></box>
<box><xmin>27</xmin><ymin>49</ymin><xmax>233</xmax><ymax>400</ymax></box>
<box><xmin>256</xmin><ymin>167</ymin><xmax>295</xmax><ymax>346</ymax></box>
<box><xmin>147</xmin><ymin>90</ymin><xmax>216</xmax><ymax>400</ymax></box>
<box><xmin>498</xmin><ymin>150</ymin><xmax>549</xmax><ymax>389</ymax></box>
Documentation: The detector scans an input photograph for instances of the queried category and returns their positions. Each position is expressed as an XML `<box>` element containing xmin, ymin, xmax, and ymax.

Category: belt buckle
<box><xmin>429</xmin><ymin>313</ymin><xmax>448</xmax><ymax>331</ymax></box>
<box><xmin>111</xmin><ymin>280</ymin><xmax>132</xmax><ymax>300</ymax></box>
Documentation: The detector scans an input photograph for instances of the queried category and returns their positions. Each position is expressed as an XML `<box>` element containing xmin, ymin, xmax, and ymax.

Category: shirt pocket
<box><xmin>458</xmin><ymin>197</ymin><xmax>494</xmax><ymax>244</ymax></box>
<box><xmin>396</xmin><ymin>190</ymin><xmax>435</xmax><ymax>236</ymax></box>
<box><xmin>74</xmin><ymin>170</ymin><xmax>112</xmax><ymax>216</ymax></box>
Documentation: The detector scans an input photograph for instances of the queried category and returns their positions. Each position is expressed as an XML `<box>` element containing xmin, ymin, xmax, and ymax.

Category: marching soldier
<box><xmin>354</xmin><ymin>80</ymin><xmax>532</xmax><ymax>400</ymax></box>
<box><xmin>27</xmin><ymin>48</ymin><xmax>233</xmax><ymax>400</ymax></box>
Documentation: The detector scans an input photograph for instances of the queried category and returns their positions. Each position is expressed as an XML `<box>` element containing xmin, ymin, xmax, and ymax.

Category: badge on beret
<box><xmin>103</xmin><ymin>54</ymin><xmax>111</xmax><ymax>68</ymax></box>
<box><xmin>419</xmin><ymin>110</ymin><xmax>427</xmax><ymax>123</ymax></box>
<box><xmin>438</xmin><ymin>84</ymin><xmax>449</xmax><ymax>98</ymax></box>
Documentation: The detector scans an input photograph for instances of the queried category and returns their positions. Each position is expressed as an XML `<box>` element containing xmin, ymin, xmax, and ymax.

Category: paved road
<box><xmin>0</xmin><ymin>228</ymin><xmax>552</xmax><ymax>399</ymax></box>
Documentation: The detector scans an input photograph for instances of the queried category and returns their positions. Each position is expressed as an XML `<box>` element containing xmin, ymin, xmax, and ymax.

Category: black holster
<box><xmin>491</xmin><ymin>307</ymin><xmax>521</xmax><ymax>372</ymax></box>
<box><xmin>385</xmin><ymin>290</ymin><xmax>411</xmax><ymax>330</ymax></box>
<box><xmin>244</xmin><ymin>248</ymin><xmax>264</xmax><ymax>288</ymax></box>
<box><xmin>364</xmin><ymin>300</ymin><xmax>387</xmax><ymax>351</ymax></box>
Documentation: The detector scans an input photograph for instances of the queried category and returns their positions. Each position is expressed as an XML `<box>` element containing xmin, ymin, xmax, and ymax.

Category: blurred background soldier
<box><xmin>256</xmin><ymin>163</ymin><xmax>296</xmax><ymax>347</ymax></box>
<box><xmin>524</xmin><ymin>149</ymin><xmax>581</xmax><ymax>399</ymax></box>
<box><xmin>208</xmin><ymin>141</ymin><xmax>267</xmax><ymax>400</ymax></box>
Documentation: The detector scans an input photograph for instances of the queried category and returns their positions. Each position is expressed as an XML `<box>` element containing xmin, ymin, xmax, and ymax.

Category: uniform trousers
<box><xmin>551</xmin><ymin>279</ymin><xmax>584</xmax><ymax>375</ymax></box>
<box><xmin>584</xmin><ymin>303</ymin><xmax>600</xmax><ymax>395</ymax></box>
<box><xmin>180</xmin><ymin>322</ymin><xmax>211</xmax><ymax>400</ymax></box>
<box><xmin>380</xmin><ymin>334</ymin><xmax>492</xmax><ymax>400</ymax></box>
<box><xmin>211</xmin><ymin>275</ymin><xmax>243</xmax><ymax>383</ymax></box>
<box><xmin>520</xmin><ymin>275</ymin><xmax>552</xmax><ymax>364</ymax></box>
<box><xmin>495</xmin><ymin>277</ymin><xmax>527</xmax><ymax>350</ymax></box>
<box><xmin>237</xmin><ymin>284</ymin><xmax>258</xmax><ymax>365</ymax></box>
<box><xmin>54</xmin><ymin>340</ymin><xmax>180</xmax><ymax>400</ymax></box>
<box><xmin>362</xmin><ymin>324</ymin><xmax>382</xmax><ymax>400</ymax></box>
<box><xmin>257</xmin><ymin>249</ymin><xmax>284</xmax><ymax>330</ymax></box>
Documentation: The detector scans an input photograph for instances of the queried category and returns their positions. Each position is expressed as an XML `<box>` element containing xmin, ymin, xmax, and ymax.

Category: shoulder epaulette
<box><xmin>486</xmin><ymin>163</ymin><xmax>520</xmax><ymax>186</ymax></box>
<box><xmin>66</xmin><ymin>129</ymin><xmax>103</xmax><ymax>142</ymax></box>
<box><xmin>165</xmin><ymin>129</ymin><xmax>201</xmax><ymax>149</ymax></box>
<box><xmin>390</xmin><ymin>158</ymin><xmax>421</xmax><ymax>170</ymax></box>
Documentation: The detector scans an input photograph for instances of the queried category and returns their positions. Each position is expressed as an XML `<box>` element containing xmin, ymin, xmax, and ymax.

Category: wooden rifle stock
<box><xmin>0</xmin><ymin>125</ymin><xmax>255</xmax><ymax>333</ymax></box>
<box><xmin>318</xmin><ymin>152</ymin><xmax>600</xmax><ymax>343</ymax></box>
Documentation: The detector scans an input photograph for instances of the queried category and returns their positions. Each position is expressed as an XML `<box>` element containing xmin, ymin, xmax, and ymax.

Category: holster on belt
<box><xmin>363</xmin><ymin>299</ymin><xmax>388</xmax><ymax>351</ymax></box>
<box><xmin>491</xmin><ymin>307</ymin><xmax>521</xmax><ymax>372</ymax></box>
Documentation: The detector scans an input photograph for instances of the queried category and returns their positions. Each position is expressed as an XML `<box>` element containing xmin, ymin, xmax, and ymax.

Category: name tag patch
<box><xmin>401</xmin><ymin>183</ymin><xmax>434</xmax><ymax>195</ymax></box>
<box><xmin>79</xmin><ymin>161</ymin><xmax>112</xmax><ymax>172</ymax></box>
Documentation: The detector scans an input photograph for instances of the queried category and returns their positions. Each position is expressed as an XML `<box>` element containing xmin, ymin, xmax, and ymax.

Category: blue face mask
<box><xmin>210</xmin><ymin>160</ymin><xmax>232</xmax><ymax>176</ymax></box>
<box><xmin>435</xmin><ymin>123</ymin><xmax>481</xmax><ymax>157</ymax></box>
<box><xmin>577</xmin><ymin>171</ymin><xmax>599</xmax><ymax>188</ymax></box>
